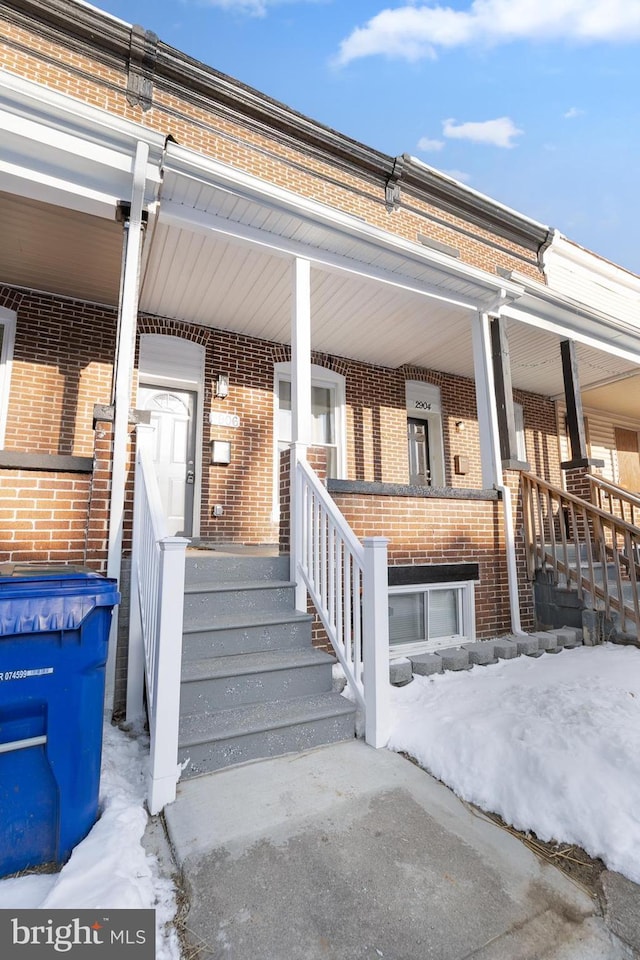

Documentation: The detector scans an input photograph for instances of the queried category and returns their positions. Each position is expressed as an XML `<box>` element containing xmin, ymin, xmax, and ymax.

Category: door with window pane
<box><xmin>408</xmin><ymin>418</ymin><xmax>431</xmax><ymax>486</ymax></box>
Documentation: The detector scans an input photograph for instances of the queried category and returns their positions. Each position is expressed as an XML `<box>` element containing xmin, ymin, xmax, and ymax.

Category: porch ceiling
<box><xmin>0</xmin><ymin>191</ymin><xmax>122</xmax><ymax>306</ymax></box>
<box><xmin>1</xmin><ymin>192</ymin><xmax>637</xmax><ymax>414</ymax></box>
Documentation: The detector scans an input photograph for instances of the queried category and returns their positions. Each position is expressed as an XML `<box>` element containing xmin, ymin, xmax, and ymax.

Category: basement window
<box><xmin>388</xmin><ymin>581</ymin><xmax>475</xmax><ymax>656</ymax></box>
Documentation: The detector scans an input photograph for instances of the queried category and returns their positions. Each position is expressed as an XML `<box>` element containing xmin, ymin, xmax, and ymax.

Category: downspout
<box><xmin>474</xmin><ymin>311</ymin><xmax>525</xmax><ymax>636</ymax></box>
<box><xmin>105</xmin><ymin>140</ymin><xmax>149</xmax><ymax>707</ymax></box>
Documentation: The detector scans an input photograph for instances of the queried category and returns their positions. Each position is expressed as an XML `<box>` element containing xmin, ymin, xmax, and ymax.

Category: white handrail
<box><xmin>290</xmin><ymin>445</ymin><xmax>390</xmax><ymax>747</ymax></box>
<box><xmin>127</xmin><ymin>425</ymin><xmax>188</xmax><ymax>814</ymax></box>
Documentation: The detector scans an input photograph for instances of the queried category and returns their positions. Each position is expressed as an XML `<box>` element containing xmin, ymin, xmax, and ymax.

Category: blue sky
<box><xmin>89</xmin><ymin>1</ymin><xmax>639</xmax><ymax>273</ymax></box>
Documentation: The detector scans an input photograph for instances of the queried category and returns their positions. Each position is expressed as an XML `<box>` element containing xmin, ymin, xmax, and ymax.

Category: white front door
<box><xmin>139</xmin><ymin>385</ymin><xmax>197</xmax><ymax>536</ymax></box>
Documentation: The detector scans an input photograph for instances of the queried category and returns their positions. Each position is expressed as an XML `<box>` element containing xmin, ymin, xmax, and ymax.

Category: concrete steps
<box><xmin>538</xmin><ymin>543</ymin><xmax>640</xmax><ymax>643</ymax></box>
<box><xmin>178</xmin><ymin>551</ymin><xmax>355</xmax><ymax>778</ymax></box>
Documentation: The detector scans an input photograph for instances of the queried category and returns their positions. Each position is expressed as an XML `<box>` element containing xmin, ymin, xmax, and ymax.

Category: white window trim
<box><xmin>0</xmin><ymin>307</ymin><xmax>16</xmax><ymax>450</ymax></box>
<box><xmin>388</xmin><ymin>580</ymin><xmax>476</xmax><ymax>658</ymax></box>
<box><xmin>272</xmin><ymin>362</ymin><xmax>346</xmax><ymax>521</ymax></box>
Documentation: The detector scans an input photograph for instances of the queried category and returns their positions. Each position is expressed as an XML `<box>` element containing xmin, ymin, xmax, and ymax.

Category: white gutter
<box><xmin>105</xmin><ymin>140</ymin><xmax>149</xmax><ymax>707</ymax></box>
<box><xmin>70</xmin><ymin>0</ymin><xmax>131</xmax><ymax>27</ymax></box>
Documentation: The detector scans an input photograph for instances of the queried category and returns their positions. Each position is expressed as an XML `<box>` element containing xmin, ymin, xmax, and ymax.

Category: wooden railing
<box><xmin>127</xmin><ymin>425</ymin><xmax>188</xmax><ymax>814</ymax></box>
<box><xmin>589</xmin><ymin>475</ymin><xmax>640</xmax><ymax>531</ymax></box>
<box><xmin>290</xmin><ymin>445</ymin><xmax>390</xmax><ymax>748</ymax></box>
<box><xmin>521</xmin><ymin>472</ymin><xmax>640</xmax><ymax>636</ymax></box>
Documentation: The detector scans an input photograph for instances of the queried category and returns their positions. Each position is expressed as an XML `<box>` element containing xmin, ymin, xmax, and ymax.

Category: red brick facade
<box><xmin>0</xmin><ymin>285</ymin><xmax>564</xmax><ymax>564</ymax></box>
<box><xmin>0</xmin><ymin>6</ymin><xmax>571</xmax><ymax>673</ymax></box>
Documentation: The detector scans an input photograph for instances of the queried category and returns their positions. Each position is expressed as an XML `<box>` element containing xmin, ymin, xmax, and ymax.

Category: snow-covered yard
<box><xmin>388</xmin><ymin>643</ymin><xmax>640</xmax><ymax>884</ymax></box>
<box><xmin>0</xmin><ymin>641</ymin><xmax>638</xmax><ymax>949</ymax></box>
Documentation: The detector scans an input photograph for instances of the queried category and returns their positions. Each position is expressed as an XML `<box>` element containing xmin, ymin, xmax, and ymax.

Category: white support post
<box><xmin>471</xmin><ymin>311</ymin><xmax>503</xmax><ymax>489</ymax></box>
<box><xmin>105</xmin><ymin>140</ymin><xmax>149</xmax><ymax>709</ymax></box>
<box><xmin>125</xmin><ymin>424</ymin><xmax>154</xmax><ymax>723</ymax></box>
<box><xmin>147</xmin><ymin>536</ymin><xmax>188</xmax><ymax>815</ymax></box>
<box><xmin>471</xmin><ymin>311</ymin><xmax>523</xmax><ymax>634</ymax></box>
<box><xmin>291</xmin><ymin>257</ymin><xmax>312</xmax><ymax>448</ymax></box>
<box><xmin>289</xmin><ymin>441</ymin><xmax>308</xmax><ymax>612</ymax></box>
<box><xmin>291</xmin><ymin>257</ymin><xmax>312</xmax><ymax>613</ymax></box>
<box><xmin>362</xmin><ymin>536</ymin><xmax>391</xmax><ymax>748</ymax></box>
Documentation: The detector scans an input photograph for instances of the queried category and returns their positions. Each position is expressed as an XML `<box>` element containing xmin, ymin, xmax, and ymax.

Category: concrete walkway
<box><xmin>162</xmin><ymin>740</ymin><xmax>632</xmax><ymax>960</ymax></box>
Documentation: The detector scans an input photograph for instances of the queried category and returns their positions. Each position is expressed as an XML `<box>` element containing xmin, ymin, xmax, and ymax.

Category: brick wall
<box><xmin>331</xmin><ymin>491</ymin><xmax>510</xmax><ymax>639</ymax></box>
<box><xmin>0</xmin><ymin>285</ymin><xmax>563</xmax><ymax>555</ymax></box>
<box><xmin>1</xmin><ymin>287</ymin><xmax>116</xmax><ymax>457</ymax></box>
<box><xmin>0</xmin><ymin>468</ymin><xmax>92</xmax><ymax>564</ymax></box>
<box><xmin>0</xmin><ymin>14</ymin><xmax>543</xmax><ymax>282</ymax></box>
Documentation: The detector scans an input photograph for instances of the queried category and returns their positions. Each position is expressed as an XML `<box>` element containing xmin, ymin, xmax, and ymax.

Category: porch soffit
<box><xmin>0</xmin><ymin>191</ymin><xmax>122</xmax><ymax>306</ymax></box>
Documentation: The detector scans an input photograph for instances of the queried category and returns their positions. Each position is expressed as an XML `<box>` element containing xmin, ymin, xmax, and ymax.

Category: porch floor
<box><xmin>160</xmin><ymin>740</ymin><xmax>625</xmax><ymax>960</ymax></box>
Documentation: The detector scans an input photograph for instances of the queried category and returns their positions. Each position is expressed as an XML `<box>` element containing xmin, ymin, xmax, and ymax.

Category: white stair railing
<box><xmin>290</xmin><ymin>444</ymin><xmax>390</xmax><ymax>748</ymax></box>
<box><xmin>127</xmin><ymin>424</ymin><xmax>188</xmax><ymax>814</ymax></box>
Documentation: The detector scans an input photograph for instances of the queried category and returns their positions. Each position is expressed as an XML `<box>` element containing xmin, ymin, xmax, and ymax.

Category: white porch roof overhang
<box><xmin>138</xmin><ymin>142</ymin><xmax>640</xmax><ymax>404</ymax></box>
<box><xmin>141</xmin><ymin>143</ymin><xmax>525</xmax><ymax>372</ymax></box>
<box><xmin>1</xmin><ymin>71</ymin><xmax>639</xmax><ymax>406</ymax></box>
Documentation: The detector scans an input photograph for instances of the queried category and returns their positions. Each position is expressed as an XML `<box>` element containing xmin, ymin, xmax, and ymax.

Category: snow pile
<box><xmin>0</xmin><ymin>723</ymin><xmax>180</xmax><ymax>960</ymax></box>
<box><xmin>388</xmin><ymin>643</ymin><xmax>640</xmax><ymax>884</ymax></box>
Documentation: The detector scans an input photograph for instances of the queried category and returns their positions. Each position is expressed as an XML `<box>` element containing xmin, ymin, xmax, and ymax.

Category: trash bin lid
<box><xmin>0</xmin><ymin>564</ymin><xmax>120</xmax><ymax>634</ymax></box>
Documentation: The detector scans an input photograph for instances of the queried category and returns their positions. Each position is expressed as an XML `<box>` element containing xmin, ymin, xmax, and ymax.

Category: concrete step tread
<box><xmin>181</xmin><ymin>647</ymin><xmax>335</xmax><ymax>682</ymax></box>
<box><xmin>179</xmin><ymin>693</ymin><xmax>356</xmax><ymax>747</ymax></box>
<box><xmin>184</xmin><ymin>579</ymin><xmax>294</xmax><ymax>595</ymax></box>
<box><xmin>182</xmin><ymin>609</ymin><xmax>313</xmax><ymax>635</ymax></box>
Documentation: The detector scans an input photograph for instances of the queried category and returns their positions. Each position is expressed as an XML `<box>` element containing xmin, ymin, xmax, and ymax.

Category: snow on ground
<box><xmin>1</xmin><ymin>641</ymin><xmax>638</xmax><ymax>952</ymax></box>
<box><xmin>388</xmin><ymin>643</ymin><xmax>640</xmax><ymax>884</ymax></box>
<box><xmin>0</xmin><ymin>722</ymin><xmax>181</xmax><ymax>960</ymax></box>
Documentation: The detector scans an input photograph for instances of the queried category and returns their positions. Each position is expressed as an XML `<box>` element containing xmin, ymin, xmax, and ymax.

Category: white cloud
<box><xmin>564</xmin><ymin>106</ymin><xmax>585</xmax><ymax>118</ymax></box>
<box><xmin>417</xmin><ymin>136</ymin><xmax>445</xmax><ymax>152</ymax></box>
<box><xmin>442</xmin><ymin>116</ymin><xmax>523</xmax><ymax>148</ymax></box>
<box><xmin>336</xmin><ymin>1</ymin><xmax>640</xmax><ymax>64</ymax></box>
<box><xmin>202</xmin><ymin>0</ymin><xmax>321</xmax><ymax>17</ymax></box>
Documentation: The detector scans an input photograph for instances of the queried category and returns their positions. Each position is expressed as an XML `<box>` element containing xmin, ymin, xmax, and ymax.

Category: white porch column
<box><xmin>125</xmin><ymin>422</ymin><xmax>154</xmax><ymax>723</ymax></box>
<box><xmin>291</xmin><ymin>257</ymin><xmax>312</xmax><ymax>447</ymax></box>
<box><xmin>472</xmin><ymin>310</ymin><xmax>523</xmax><ymax>634</ymax></box>
<box><xmin>362</xmin><ymin>536</ymin><xmax>391</xmax><ymax>748</ymax></box>
<box><xmin>471</xmin><ymin>311</ymin><xmax>502</xmax><ymax>489</ymax></box>
<box><xmin>290</xmin><ymin>258</ymin><xmax>312</xmax><ymax>610</ymax></box>
<box><xmin>105</xmin><ymin>140</ymin><xmax>149</xmax><ymax>707</ymax></box>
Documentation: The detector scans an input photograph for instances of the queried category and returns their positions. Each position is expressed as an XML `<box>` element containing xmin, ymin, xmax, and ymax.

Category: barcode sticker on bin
<box><xmin>0</xmin><ymin>667</ymin><xmax>54</xmax><ymax>681</ymax></box>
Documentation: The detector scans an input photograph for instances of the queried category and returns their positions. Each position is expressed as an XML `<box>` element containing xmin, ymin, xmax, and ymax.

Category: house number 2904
<box><xmin>414</xmin><ymin>400</ymin><xmax>432</xmax><ymax>409</ymax></box>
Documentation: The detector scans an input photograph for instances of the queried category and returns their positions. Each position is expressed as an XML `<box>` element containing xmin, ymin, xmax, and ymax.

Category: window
<box><xmin>388</xmin><ymin>581</ymin><xmax>475</xmax><ymax>656</ymax></box>
<box><xmin>273</xmin><ymin>362</ymin><xmax>346</xmax><ymax>518</ymax></box>
<box><xmin>0</xmin><ymin>307</ymin><xmax>16</xmax><ymax>449</ymax></box>
<box><xmin>277</xmin><ymin>380</ymin><xmax>339</xmax><ymax>476</ymax></box>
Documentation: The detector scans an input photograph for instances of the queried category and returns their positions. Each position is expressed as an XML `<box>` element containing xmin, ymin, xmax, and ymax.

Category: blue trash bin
<box><xmin>0</xmin><ymin>565</ymin><xmax>120</xmax><ymax>877</ymax></box>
